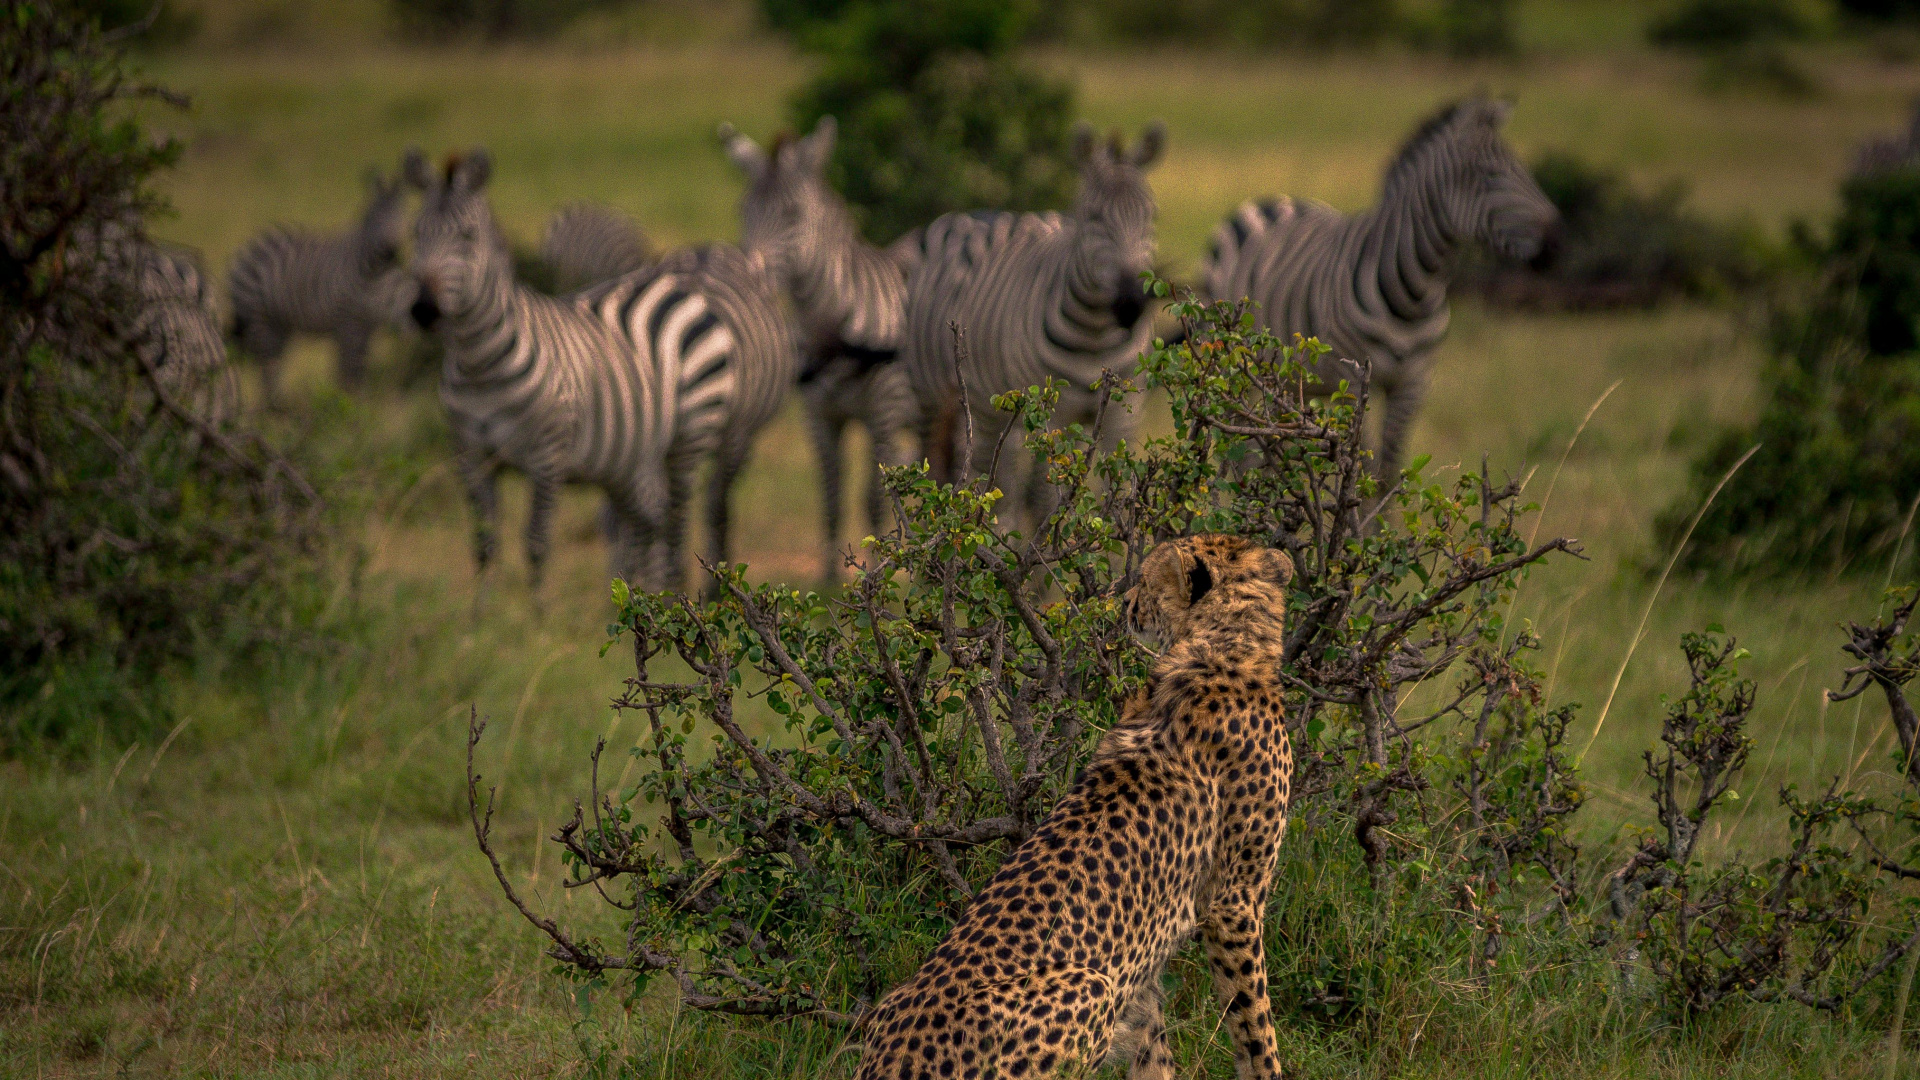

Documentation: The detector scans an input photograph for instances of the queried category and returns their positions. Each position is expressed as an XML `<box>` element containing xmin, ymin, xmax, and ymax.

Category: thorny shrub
<box><xmin>468</xmin><ymin>286</ymin><xmax>1920</xmax><ymax>1037</ymax></box>
<box><xmin>467</xmin><ymin>287</ymin><xmax>1592</xmax><ymax>1022</ymax></box>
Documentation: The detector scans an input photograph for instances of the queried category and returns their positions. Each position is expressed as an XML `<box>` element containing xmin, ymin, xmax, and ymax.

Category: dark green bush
<box><xmin>1074</xmin><ymin>0</ymin><xmax>1400</xmax><ymax>48</ymax></box>
<box><xmin>1439</xmin><ymin>0</ymin><xmax>1519</xmax><ymax>58</ymax></box>
<box><xmin>785</xmin><ymin>0</ymin><xmax>1076</xmax><ymax>243</ymax></box>
<box><xmin>1667</xmin><ymin>169</ymin><xmax>1920</xmax><ymax>576</ymax></box>
<box><xmin>65</xmin><ymin>0</ymin><xmax>199</xmax><ymax>47</ymax></box>
<box><xmin>1</xmin><ymin>4</ymin><xmax>325</xmax><ymax>750</ymax></box>
<box><xmin>1836</xmin><ymin>0</ymin><xmax>1920</xmax><ymax>20</ymax></box>
<box><xmin>1462</xmin><ymin>150</ymin><xmax>1769</xmax><ymax>310</ymax></box>
<box><xmin>387</xmin><ymin>0</ymin><xmax>642</xmax><ymax>40</ymax></box>
<box><xmin>472</xmin><ymin>295</ymin><xmax>1920</xmax><ymax>1062</ymax></box>
<box><xmin>1648</xmin><ymin>0</ymin><xmax>1810</xmax><ymax>49</ymax></box>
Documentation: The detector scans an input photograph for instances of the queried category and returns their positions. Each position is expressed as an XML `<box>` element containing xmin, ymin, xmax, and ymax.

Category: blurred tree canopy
<box><xmin>780</xmin><ymin>0</ymin><xmax>1077</xmax><ymax>243</ymax></box>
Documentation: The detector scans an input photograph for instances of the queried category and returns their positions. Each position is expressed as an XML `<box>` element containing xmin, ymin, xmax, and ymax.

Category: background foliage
<box><xmin>781</xmin><ymin>0</ymin><xmax>1076</xmax><ymax>244</ymax></box>
<box><xmin>0</xmin><ymin>2</ymin><xmax>325</xmax><ymax>751</ymax></box>
<box><xmin>1671</xmin><ymin>166</ymin><xmax>1920</xmax><ymax>576</ymax></box>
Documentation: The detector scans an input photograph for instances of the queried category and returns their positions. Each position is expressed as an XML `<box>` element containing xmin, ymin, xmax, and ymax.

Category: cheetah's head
<box><xmin>1125</xmin><ymin>534</ymin><xmax>1293</xmax><ymax>653</ymax></box>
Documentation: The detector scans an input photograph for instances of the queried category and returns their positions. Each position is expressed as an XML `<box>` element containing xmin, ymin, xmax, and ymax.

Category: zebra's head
<box><xmin>1071</xmin><ymin>121</ymin><xmax>1165</xmax><ymax>331</ymax></box>
<box><xmin>721</xmin><ymin>116</ymin><xmax>843</xmax><ymax>288</ymax></box>
<box><xmin>1390</xmin><ymin>99</ymin><xmax>1557</xmax><ymax>264</ymax></box>
<box><xmin>355</xmin><ymin>165</ymin><xmax>409</xmax><ymax>280</ymax></box>
<box><xmin>404</xmin><ymin>147</ymin><xmax>511</xmax><ymax>331</ymax></box>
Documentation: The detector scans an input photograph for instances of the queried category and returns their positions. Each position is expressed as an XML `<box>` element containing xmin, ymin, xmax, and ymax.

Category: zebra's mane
<box><xmin>1381</xmin><ymin>99</ymin><xmax>1490</xmax><ymax>190</ymax></box>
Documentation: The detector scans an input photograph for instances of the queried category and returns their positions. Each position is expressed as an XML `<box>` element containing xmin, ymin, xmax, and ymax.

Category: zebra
<box><xmin>67</xmin><ymin>223</ymin><xmax>235</xmax><ymax>419</ymax></box>
<box><xmin>901</xmin><ymin>122</ymin><xmax>1164</xmax><ymax>526</ymax></box>
<box><xmin>133</xmin><ymin>242</ymin><xmax>237</xmax><ymax>420</ymax></box>
<box><xmin>227</xmin><ymin>162</ymin><xmax>414</xmax><ymax>396</ymax></box>
<box><xmin>1199</xmin><ymin>98</ymin><xmax>1557</xmax><ymax>486</ymax></box>
<box><xmin>404</xmin><ymin>147</ymin><xmax>796</xmax><ymax>593</ymax></box>
<box><xmin>719</xmin><ymin>115</ymin><xmax>919</xmax><ymax>580</ymax></box>
<box><xmin>539</xmin><ymin>202</ymin><xmax>653</xmax><ymax>293</ymax></box>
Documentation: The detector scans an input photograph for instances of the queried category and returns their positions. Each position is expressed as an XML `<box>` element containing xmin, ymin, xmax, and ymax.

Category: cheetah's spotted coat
<box><xmin>855</xmin><ymin>534</ymin><xmax>1296</xmax><ymax>1080</ymax></box>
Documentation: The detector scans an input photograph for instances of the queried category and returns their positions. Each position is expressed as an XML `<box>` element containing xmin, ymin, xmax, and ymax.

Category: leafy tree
<box><xmin>782</xmin><ymin>0</ymin><xmax>1077</xmax><ymax>243</ymax></box>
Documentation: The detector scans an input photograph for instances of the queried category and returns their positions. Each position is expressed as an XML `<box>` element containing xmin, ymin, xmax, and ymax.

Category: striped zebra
<box><xmin>404</xmin><ymin>148</ymin><xmax>795</xmax><ymax>593</ymax></box>
<box><xmin>69</xmin><ymin>223</ymin><xmax>235</xmax><ymax>419</ymax></box>
<box><xmin>720</xmin><ymin>116</ymin><xmax>918</xmax><ymax>580</ymax></box>
<box><xmin>227</xmin><ymin>164</ymin><xmax>414</xmax><ymax>395</ymax></box>
<box><xmin>133</xmin><ymin>242</ymin><xmax>236</xmax><ymax>420</ymax></box>
<box><xmin>902</xmin><ymin>122</ymin><xmax>1164</xmax><ymax>525</ymax></box>
<box><xmin>1199</xmin><ymin>98</ymin><xmax>1556</xmax><ymax>485</ymax></box>
<box><xmin>539</xmin><ymin>202</ymin><xmax>653</xmax><ymax>293</ymax></box>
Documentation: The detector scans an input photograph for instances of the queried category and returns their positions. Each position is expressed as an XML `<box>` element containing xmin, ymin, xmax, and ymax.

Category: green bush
<box><xmin>0</xmin><ymin>5</ymin><xmax>326</xmax><ymax>751</ymax></box>
<box><xmin>1669</xmin><ymin>169</ymin><xmax>1920</xmax><ymax>576</ymax></box>
<box><xmin>1836</xmin><ymin>0</ymin><xmax>1920</xmax><ymax>20</ymax></box>
<box><xmin>387</xmin><ymin>0</ymin><xmax>643</xmax><ymax>40</ymax></box>
<box><xmin>1438</xmin><ymin>0</ymin><xmax>1518</xmax><ymax>57</ymax></box>
<box><xmin>1647</xmin><ymin>0</ymin><xmax>1810</xmax><ymax>49</ymax></box>
<box><xmin>784</xmin><ymin>0</ymin><xmax>1076</xmax><ymax>243</ymax></box>
<box><xmin>1462</xmin><ymin>150</ymin><xmax>1769</xmax><ymax>310</ymax></box>
<box><xmin>1072</xmin><ymin>0</ymin><xmax>1400</xmax><ymax>48</ymax></box>
<box><xmin>65</xmin><ymin>0</ymin><xmax>200</xmax><ymax>47</ymax></box>
<box><xmin>468</xmin><ymin>295</ymin><xmax>1920</xmax><ymax>1067</ymax></box>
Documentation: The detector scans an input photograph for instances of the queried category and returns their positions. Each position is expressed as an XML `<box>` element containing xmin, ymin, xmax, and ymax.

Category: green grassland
<box><xmin>8</xmin><ymin>5</ymin><xmax>1920</xmax><ymax>1076</ymax></box>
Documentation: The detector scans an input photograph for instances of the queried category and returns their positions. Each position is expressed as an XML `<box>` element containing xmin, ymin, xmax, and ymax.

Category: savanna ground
<box><xmin>8</xmin><ymin>1</ymin><xmax>1920</xmax><ymax>1075</ymax></box>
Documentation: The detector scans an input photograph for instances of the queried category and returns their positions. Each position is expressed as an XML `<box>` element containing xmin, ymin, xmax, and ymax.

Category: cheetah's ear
<box><xmin>1252</xmin><ymin>548</ymin><xmax>1294</xmax><ymax>589</ymax></box>
<box><xmin>1187</xmin><ymin>557</ymin><xmax>1214</xmax><ymax>606</ymax></box>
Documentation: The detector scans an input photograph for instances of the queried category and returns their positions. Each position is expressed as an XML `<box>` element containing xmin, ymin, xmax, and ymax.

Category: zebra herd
<box><xmin>139</xmin><ymin>96</ymin><xmax>1555</xmax><ymax>596</ymax></box>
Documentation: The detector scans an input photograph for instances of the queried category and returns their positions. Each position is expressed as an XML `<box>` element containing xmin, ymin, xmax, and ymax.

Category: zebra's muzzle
<box><xmin>1112</xmin><ymin>273</ymin><xmax>1147</xmax><ymax>330</ymax></box>
<box><xmin>410</xmin><ymin>292</ymin><xmax>442</xmax><ymax>331</ymax></box>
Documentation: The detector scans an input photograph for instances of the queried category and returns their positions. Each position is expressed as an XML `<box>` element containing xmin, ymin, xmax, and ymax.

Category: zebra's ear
<box><xmin>401</xmin><ymin>147</ymin><xmax>432</xmax><ymax>191</ymax></box>
<box><xmin>453</xmin><ymin>149</ymin><xmax>492</xmax><ymax>193</ymax></box>
<box><xmin>719</xmin><ymin>122</ymin><xmax>767</xmax><ymax>179</ymax></box>
<box><xmin>1071</xmin><ymin>121</ymin><xmax>1097</xmax><ymax>168</ymax></box>
<box><xmin>800</xmin><ymin>115</ymin><xmax>837</xmax><ymax>176</ymax></box>
<box><xmin>1130</xmin><ymin>121</ymin><xmax>1166</xmax><ymax>170</ymax></box>
<box><xmin>1484</xmin><ymin>98</ymin><xmax>1514</xmax><ymax>127</ymax></box>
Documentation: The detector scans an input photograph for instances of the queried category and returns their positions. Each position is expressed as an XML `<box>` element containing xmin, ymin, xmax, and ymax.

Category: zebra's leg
<box><xmin>864</xmin><ymin>363</ymin><xmax>914</xmax><ymax>538</ymax></box>
<box><xmin>605</xmin><ymin>494</ymin><xmax>647</xmax><ymax>592</ymax></box>
<box><xmin>524</xmin><ymin>471</ymin><xmax>560</xmax><ymax>600</ymax></box>
<box><xmin>664</xmin><ymin>448</ymin><xmax>700</xmax><ymax>596</ymax></box>
<box><xmin>334</xmin><ymin>322</ymin><xmax>372</xmax><ymax>390</ymax></box>
<box><xmin>614</xmin><ymin>473</ymin><xmax>670</xmax><ymax>592</ymax></box>
<box><xmin>925</xmin><ymin>397</ymin><xmax>958</xmax><ymax>486</ymax></box>
<box><xmin>704</xmin><ymin>436</ymin><xmax>754</xmax><ymax>597</ymax></box>
<box><xmin>454</xmin><ymin>438</ymin><xmax>503</xmax><ymax>609</ymax></box>
<box><xmin>245</xmin><ymin>321</ymin><xmax>290</xmax><ymax>406</ymax></box>
<box><xmin>1373</xmin><ymin>370</ymin><xmax>1429</xmax><ymax>490</ymax></box>
<box><xmin>804</xmin><ymin>383</ymin><xmax>850</xmax><ymax>582</ymax></box>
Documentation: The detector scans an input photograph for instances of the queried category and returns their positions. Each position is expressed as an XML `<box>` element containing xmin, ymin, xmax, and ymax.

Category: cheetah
<box><xmin>853</xmin><ymin>534</ymin><xmax>1296</xmax><ymax>1080</ymax></box>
